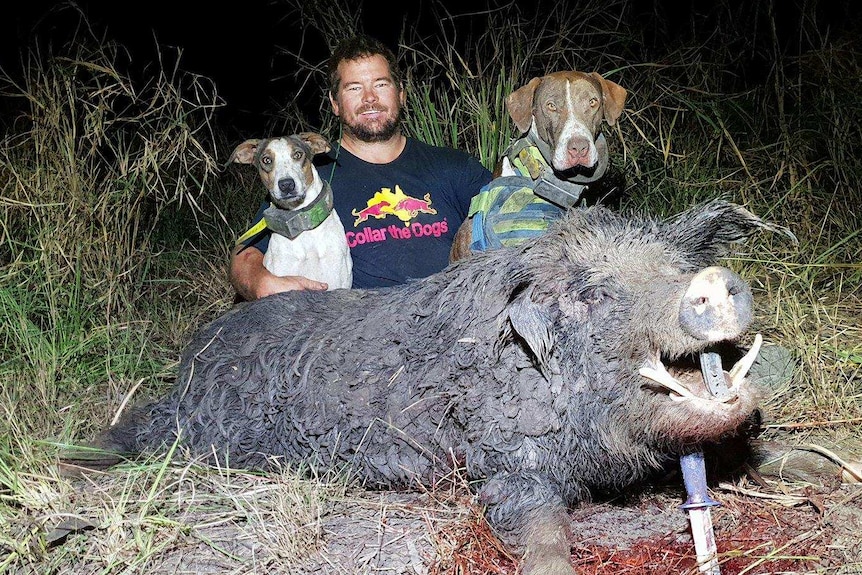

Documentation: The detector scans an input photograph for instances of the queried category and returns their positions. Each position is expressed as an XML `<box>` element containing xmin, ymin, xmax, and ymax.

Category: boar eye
<box><xmin>546</xmin><ymin>101</ymin><xmax>557</xmax><ymax>112</ymax></box>
<box><xmin>292</xmin><ymin>150</ymin><xmax>304</xmax><ymax>161</ymax></box>
<box><xmin>583</xmin><ymin>286</ymin><xmax>614</xmax><ymax>307</ymax></box>
<box><xmin>589</xmin><ymin>97</ymin><xmax>599</xmax><ymax>107</ymax></box>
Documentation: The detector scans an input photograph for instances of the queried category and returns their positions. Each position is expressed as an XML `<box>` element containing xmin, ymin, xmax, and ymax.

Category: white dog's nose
<box><xmin>278</xmin><ymin>178</ymin><xmax>297</xmax><ymax>195</ymax></box>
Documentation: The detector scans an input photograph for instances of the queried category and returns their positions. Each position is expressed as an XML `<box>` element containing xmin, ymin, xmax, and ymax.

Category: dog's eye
<box><xmin>546</xmin><ymin>101</ymin><xmax>557</xmax><ymax>112</ymax></box>
<box><xmin>589</xmin><ymin>97</ymin><xmax>599</xmax><ymax>107</ymax></box>
<box><xmin>292</xmin><ymin>150</ymin><xmax>304</xmax><ymax>161</ymax></box>
<box><xmin>261</xmin><ymin>156</ymin><xmax>272</xmax><ymax>166</ymax></box>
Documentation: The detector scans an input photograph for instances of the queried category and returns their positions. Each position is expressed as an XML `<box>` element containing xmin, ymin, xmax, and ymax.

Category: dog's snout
<box><xmin>563</xmin><ymin>137</ymin><xmax>595</xmax><ymax>168</ymax></box>
<box><xmin>278</xmin><ymin>178</ymin><xmax>297</xmax><ymax>195</ymax></box>
<box><xmin>568</xmin><ymin>137</ymin><xmax>591</xmax><ymax>159</ymax></box>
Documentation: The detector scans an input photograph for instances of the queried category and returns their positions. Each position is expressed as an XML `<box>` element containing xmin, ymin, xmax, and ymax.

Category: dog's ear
<box><xmin>590</xmin><ymin>72</ymin><xmax>628</xmax><ymax>126</ymax></box>
<box><xmin>298</xmin><ymin>132</ymin><xmax>332</xmax><ymax>156</ymax></box>
<box><xmin>227</xmin><ymin>139</ymin><xmax>261</xmax><ymax>166</ymax></box>
<box><xmin>506</xmin><ymin>77</ymin><xmax>543</xmax><ymax>134</ymax></box>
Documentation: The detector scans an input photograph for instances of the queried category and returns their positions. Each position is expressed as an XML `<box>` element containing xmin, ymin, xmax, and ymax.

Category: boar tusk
<box><xmin>729</xmin><ymin>333</ymin><xmax>763</xmax><ymax>391</ymax></box>
<box><xmin>640</xmin><ymin>362</ymin><xmax>697</xmax><ymax>401</ymax></box>
<box><xmin>641</xmin><ymin>357</ymin><xmax>741</xmax><ymax>404</ymax></box>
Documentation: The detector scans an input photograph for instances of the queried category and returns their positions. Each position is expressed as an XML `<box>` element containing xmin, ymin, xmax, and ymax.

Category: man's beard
<box><xmin>343</xmin><ymin>107</ymin><xmax>402</xmax><ymax>142</ymax></box>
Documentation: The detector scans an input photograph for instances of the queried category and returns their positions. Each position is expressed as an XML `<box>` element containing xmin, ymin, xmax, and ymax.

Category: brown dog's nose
<box><xmin>566</xmin><ymin>138</ymin><xmax>592</xmax><ymax>166</ymax></box>
<box><xmin>568</xmin><ymin>138</ymin><xmax>590</xmax><ymax>157</ymax></box>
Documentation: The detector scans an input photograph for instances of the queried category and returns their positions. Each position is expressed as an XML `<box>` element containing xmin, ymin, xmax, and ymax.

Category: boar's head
<box><xmin>502</xmin><ymin>199</ymin><xmax>794</xmax><ymax>452</ymax></box>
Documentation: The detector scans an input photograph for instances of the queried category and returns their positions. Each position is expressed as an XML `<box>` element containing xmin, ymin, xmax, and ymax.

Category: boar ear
<box><xmin>669</xmin><ymin>200</ymin><xmax>797</xmax><ymax>264</ymax></box>
<box><xmin>507</xmin><ymin>287</ymin><xmax>555</xmax><ymax>371</ymax></box>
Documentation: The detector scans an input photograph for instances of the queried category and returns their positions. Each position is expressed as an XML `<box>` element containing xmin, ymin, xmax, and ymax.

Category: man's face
<box><xmin>329</xmin><ymin>55</ymin><xmax>406</xmax><ymax>142</ymax></box>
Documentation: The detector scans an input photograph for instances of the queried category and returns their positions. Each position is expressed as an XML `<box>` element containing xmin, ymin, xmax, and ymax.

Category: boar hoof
<box><xmin>522</xmin><ymin>511</ymin><xmax>576</xmax><ymax>575</ymax></box>
<box><xmin>522</xmin><ymin>553</ymin><xmax>577</xmax><ymax>575</ymax></box>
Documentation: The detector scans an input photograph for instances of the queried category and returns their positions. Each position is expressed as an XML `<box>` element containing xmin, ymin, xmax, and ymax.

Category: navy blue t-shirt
<box><xmin>243</xmin><ymin>137</ymin><xmax>492</xmax><ymax>288</ymax></box>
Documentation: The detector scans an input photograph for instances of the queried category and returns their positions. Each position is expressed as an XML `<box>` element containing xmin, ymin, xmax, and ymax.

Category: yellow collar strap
<box><xmin>235</xmin><ymin>218</ymin><xmax>268</xmax><ymax>246</ymax></box>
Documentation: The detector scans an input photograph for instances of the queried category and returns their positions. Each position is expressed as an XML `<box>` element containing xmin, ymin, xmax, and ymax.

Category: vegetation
<box><xmin>1</xmin><ymin>0</ymin><xmax>859</xmax><ymax>572</ymax></box>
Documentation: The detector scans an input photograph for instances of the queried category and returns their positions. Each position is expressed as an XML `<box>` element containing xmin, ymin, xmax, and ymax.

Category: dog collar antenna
<box><xmin>263</xmin><ymin>180</ymin><xmax>334</xmax><ymax>240</ymax></box>
<box><xmin>507</xmin><ymin>133</ymin><xmax>611</xmax><ymax>209</ymax></box>
<box><xmin>533</xmin><ymin>173</ymin><xmax>588</xmax><ymax>209</ymax></box>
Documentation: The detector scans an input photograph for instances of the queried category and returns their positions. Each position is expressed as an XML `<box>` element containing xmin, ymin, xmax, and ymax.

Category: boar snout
<box><xmin>679</xmin><ymin>266</ymin><xmax>752</xmax><ymax>342</ymax></box>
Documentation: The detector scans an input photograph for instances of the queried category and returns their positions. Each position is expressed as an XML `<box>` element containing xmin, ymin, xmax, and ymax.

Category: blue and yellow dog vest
<box><xmin>468</xmin><ymin>176</ymin><xmax>564</xmax><ymax>251</ymax></box>
<box><xmin>468</xmin><ymin>134</ymin><xmax>609</xmax><ymax>252</ymax></box>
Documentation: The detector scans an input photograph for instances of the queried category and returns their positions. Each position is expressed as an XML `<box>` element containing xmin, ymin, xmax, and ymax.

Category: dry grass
<box><xmin>2</xmin><ymin>456</ymin><xmax>342</xmax><ymax>574</ymax></box>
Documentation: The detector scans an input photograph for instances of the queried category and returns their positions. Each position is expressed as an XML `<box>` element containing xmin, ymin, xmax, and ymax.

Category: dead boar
<box><xmin>89</xmin><ymin>199</ymin><xmax>789</xmax><ymax>575</ymax></box>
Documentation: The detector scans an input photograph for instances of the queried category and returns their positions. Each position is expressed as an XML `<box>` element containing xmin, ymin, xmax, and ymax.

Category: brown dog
<box><xmin>450</xmin><ymin>71</ymin><xmax>627</xmax><ymax>261</ymax></box>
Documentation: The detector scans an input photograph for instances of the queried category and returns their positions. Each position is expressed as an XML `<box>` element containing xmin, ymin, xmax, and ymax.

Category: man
<box><xmin>230</xmin><ymin>35</ymin><xmax>492</xmax><ymax>299</ymax></box>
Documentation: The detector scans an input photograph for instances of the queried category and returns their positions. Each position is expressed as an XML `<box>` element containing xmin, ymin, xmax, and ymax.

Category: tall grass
<box><xmin>0</xmin><ymin>0</ymin><xmax>860</xmax><ymax>572</ymax></box>
<box><xmin>0</xmin><ymin>20</ymin><xmax>225</xmax><ymax>461</ymax></box>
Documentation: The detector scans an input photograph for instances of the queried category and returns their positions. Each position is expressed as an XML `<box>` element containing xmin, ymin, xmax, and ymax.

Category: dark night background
<box><xmin>0</xmin><ymin>0</ymin><xmax>430</xmax><ymax>135</ymax></box>
<box><xmin>2</xmin><ymin>0</ymin><xmax>860</xmax><ymax>137</ymax></box>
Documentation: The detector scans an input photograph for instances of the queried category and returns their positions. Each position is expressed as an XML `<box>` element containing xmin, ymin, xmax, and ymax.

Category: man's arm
<box><xmin>229</xmin><ymin>245</ymin><xmax>328</xmax><ymax>300</ymax></box>
<box><xmin>449</xmin><ymin>216</ymin><xmax>475</xmax><ymax>263</ymax></box>
<box><xmin>449</xmin><ymin>152</ymin><xmax>493</xmax><ymax>263</ymax></box>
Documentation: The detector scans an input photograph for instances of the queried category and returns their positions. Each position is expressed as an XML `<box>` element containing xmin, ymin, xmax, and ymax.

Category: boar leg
<box><xmin>479</xmin><ymin>471</ymin><xmax>576</xmax><ymax>575</ymax></box>
<box><xmin>521</xmin><ymin>509</ymin><xmax>576</xmax><ymax>575</ymax></box>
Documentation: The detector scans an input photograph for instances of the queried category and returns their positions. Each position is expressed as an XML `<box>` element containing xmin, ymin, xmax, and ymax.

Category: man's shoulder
<box><xmin>407</xmin><ymin>136</ymin><xmax>472</xmax><ymax>158</ymax></box>
<box><xmin>406</xmin><ymin>137</ymin><xmax>474</xmax><ymax>161</ymax></box>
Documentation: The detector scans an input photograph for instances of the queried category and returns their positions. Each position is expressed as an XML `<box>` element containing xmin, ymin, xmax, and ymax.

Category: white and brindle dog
<box><xmin>229</xmin><ymin>132</ymin><xmax>352</xmax><ymax>290</ymax></box>
<box><xmin>450</xmin><ymin>70</ymin><xmax>628</xmax><ymax>261</ymax></box>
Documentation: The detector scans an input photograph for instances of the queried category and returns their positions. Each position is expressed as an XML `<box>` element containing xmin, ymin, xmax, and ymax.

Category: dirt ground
<box><xmin>21</xmin><ymin>436</ymin><xmax>862</xmax><ymax>575</ymax></box>
<box><xmin>284</xmin><ymin>434</ymin><xmax>862</xmax><ymax>575</ymax></box>
<box><xmin>43</xmin><ymin>465</ymin><xmax>859</xmax><ymax>575</ymax></box>
<box><xmin>288</xmin><ymin>474</ymin><xmax>862</xmax><ymax>575</ymax></box>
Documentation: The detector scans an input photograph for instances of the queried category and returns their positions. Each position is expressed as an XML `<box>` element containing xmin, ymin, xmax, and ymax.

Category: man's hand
<box><xmin>229</xmin><ymin>245</ymin><xmax>329</xmax><ymax>300</ymax></box>
<box><xmin>254</xmin><ymin>274</ymin><xmax>328</xmax><ymax>299</ymax></box>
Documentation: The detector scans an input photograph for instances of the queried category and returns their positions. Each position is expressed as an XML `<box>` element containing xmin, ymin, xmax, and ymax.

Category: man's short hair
<box><xmin>328</xmin><ymin>35</ymin><xmax>402</xmax><ymax>95</ymax></box>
